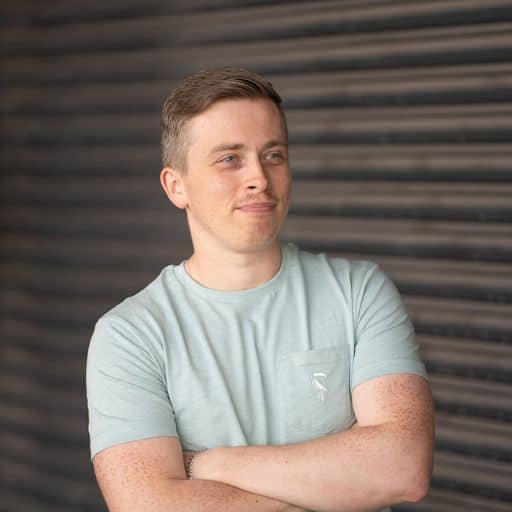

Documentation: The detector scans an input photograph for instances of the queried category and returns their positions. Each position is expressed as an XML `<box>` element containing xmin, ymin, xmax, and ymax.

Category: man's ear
<box><xmin>160</xmin><ymin>167</ymin><xmax>188</xmax><ymax>209</ymax></box>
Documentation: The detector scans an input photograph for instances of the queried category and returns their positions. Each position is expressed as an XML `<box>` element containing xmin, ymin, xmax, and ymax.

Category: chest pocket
<box><xmin>278</xmin><ymin>346</ymin><xmax>353</xmax><ymax>439</ymax></box>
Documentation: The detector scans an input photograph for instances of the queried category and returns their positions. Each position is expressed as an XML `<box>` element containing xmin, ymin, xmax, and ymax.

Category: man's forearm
<box><xmin>99</xmin><ymin>474</ymin><xmax>306</xmax><ymax>512</ymax></box>
<box><xmin>192</xmin><ymin>422</ymin><xmax>432</xmax><ymax>512</ymax></box>
<box><xmin>167</xmin><ymin>479</ymin><xmax>306</xmax><ymax>512</ymax></box>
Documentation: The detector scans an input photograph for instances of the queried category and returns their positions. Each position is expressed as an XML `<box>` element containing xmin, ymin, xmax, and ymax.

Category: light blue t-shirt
<box><xmin>87</xmin><ymin>242</ymin><xmax>426</xmax><ymax>511</ymax></box>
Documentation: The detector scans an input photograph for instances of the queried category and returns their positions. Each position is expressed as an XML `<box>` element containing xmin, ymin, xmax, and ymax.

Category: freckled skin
<box><xmin>94</xmin><ymin>437</ymin><xmax>305</xmax><ymax>511</ymax></box>
<box><xmin>352</xmin><ymin>374</ymin><xmax>435</xmax><ymax>499</ymax></box>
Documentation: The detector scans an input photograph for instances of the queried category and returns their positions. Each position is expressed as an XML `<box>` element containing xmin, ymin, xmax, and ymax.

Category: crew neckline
<box><xmin>172</xmin><ymin>242</ymin><xmax>296</xmax><ymax>303</ymax></box>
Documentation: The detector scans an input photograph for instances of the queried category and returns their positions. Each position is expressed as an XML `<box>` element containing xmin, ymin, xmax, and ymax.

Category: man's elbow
<box><xmin>401</xmin><ymin>429</ymin><xmax>434</xmax><ymax>502</ymax></box>
<box><xmin>402</xmin><ymin>464</ymin><xmax>432</xmax><ymax>503</ymax></box>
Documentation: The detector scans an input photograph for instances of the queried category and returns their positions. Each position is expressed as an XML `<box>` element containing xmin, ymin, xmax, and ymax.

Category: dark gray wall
<box><xmin>1</xmin><ymin>1</ymin><xmax>512</xmax><ymax>511</ymax></box>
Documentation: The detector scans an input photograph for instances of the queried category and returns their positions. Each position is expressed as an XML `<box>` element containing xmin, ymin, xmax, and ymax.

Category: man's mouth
<box><xmin>236</xmin><ymin>201</ymin><xmax>277</xmax><ymax>212</ymax></box>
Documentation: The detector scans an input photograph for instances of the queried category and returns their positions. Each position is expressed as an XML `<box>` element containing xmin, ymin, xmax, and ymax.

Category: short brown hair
<box><xmin>160</xmin><ymin>67</ymin><xmax>286</xmax><ymax>171</ymax></box>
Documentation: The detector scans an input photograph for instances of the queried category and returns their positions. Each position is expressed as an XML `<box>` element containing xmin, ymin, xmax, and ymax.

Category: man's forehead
<box><xmin>185</xmin><ymin>98</ymin><xmax>287</xmax><ymax>150</ymax></box>
<box><xmin>194</xmin><ymin>96</ymin><xmax>281</xmax><ymax>121</ymax></box>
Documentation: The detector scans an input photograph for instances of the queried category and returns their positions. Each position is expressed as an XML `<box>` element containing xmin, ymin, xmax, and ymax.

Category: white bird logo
<box><xmin>312</xmin><ymin>371</ymin><xmax>328</xmax><ymax>402</ymax></box>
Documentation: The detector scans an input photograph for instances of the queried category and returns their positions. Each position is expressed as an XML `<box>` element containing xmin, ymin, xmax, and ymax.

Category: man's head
<box><xmin>160</xmin><ymin>67</ymin><xmax>291</xmax><ymax>256</ymax></box>
<box><xmin>160</xmin><ymin>67</ymin><xmax>287</xmax><ymax>173</ymax></box>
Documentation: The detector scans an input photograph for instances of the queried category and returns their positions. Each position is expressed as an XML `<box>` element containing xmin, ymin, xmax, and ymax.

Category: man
<box><xmin>86</xmin><ymin>67</ymin><xmax>434</xmax><ymax>512</ymax></box>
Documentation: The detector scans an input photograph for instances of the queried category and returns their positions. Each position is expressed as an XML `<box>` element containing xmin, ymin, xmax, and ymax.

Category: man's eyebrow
<box><xmin>209</xmin><ymin>143</ymin><xmax>245</xmax><ymax>156</ymax></box>
<box><xmin>261</xmin><ymin>139</ymin><xmax>288</xmax><ymax>150</ymax></box>
<box><xmin>208</xmin><ymin>140</ymin><xmax>288</xmax><ymax>157</ymax></box>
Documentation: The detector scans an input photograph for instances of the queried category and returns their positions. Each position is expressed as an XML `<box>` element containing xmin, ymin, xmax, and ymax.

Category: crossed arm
<box><xmin>93</xmin><ymin>373</ymin><xmax>434</xmax><ymax>512</ymax></box>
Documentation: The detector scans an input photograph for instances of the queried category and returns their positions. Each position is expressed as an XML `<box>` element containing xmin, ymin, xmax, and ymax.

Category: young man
<box><xmin>86</xmin><ymin>67</ymin><xmax>434</xmax><ymax>512</ymax></box>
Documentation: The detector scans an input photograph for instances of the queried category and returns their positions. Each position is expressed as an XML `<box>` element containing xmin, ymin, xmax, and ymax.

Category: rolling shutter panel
<box><xmin>1</xmin><ymin>1</ymin><xmax>511</xmax><ymax>510</ymax></box>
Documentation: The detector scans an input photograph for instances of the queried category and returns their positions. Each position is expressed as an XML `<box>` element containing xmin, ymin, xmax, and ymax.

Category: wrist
<box><xmin>186</xmin><ymin>448</ymin><xmax>208</xmax><ymax>480</ymax></box>
<box><xmin>189</xmin><ymin>446</ymin><xmax>224</xmax><ymax>481</ymax></box>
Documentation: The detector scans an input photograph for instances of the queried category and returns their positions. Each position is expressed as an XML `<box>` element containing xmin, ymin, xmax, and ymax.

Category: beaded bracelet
<box><xmin>186</xmin><ymin>448</ymin><xmax>207</xmax><ymax>480</ymax></box>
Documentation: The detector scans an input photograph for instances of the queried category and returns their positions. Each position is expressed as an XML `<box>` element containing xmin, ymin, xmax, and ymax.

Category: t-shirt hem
<box><xmin>351</xmin><ymin>359</ymin><xmax>428</xmax><ymax>391</ymax></box>
<box><xmin>90</xmin><ymin>429</ymin><xmax>179</xmax><ymax>461</ymax></box>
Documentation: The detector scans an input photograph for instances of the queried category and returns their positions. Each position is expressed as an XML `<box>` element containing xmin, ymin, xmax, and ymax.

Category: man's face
<box><xmin>177</xmin><ymin>98</ymin><xmax>291</xmax><ymax>255</ymax></box>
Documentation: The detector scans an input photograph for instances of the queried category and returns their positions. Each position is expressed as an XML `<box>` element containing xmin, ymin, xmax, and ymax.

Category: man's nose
<box><xmin>246</xmin><ymin>157</ymin><xmax>269</xmax><ymax>192</ymax></box>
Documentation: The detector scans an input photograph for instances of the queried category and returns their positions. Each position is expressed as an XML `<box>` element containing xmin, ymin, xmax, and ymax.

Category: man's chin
<box><xmin>235</xmin><ymin>230</ymin><xmax>280</xmax><ymax>253</ymax></box>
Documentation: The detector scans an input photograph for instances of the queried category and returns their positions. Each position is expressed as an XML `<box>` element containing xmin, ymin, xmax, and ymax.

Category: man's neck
<box><xmin>184</xmin><ymin>241</ymin><xmax>283</xmax><ymax>291</ymax></box>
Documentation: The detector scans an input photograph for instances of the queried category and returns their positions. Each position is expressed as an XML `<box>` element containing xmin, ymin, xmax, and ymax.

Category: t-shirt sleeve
<box><xmin>86</xmin><ymin>314</ymin><xmax>178</xmax><ymax>461</ymax></box>
<box><xmin>351</xmin><ymin>262</ymin><xmax>427</xmax><ymax>390</ymax></box>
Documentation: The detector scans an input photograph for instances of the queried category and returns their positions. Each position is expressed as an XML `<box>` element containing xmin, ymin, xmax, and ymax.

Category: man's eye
<box><xmin>265</xmin><ymin>152</ymin><xmax>284</xmax><ymax>162</ymax></box>
<box><xmin>220</xmin><ymin>155</ymin><xmax>239</xmax><ymax>164</ymax></box>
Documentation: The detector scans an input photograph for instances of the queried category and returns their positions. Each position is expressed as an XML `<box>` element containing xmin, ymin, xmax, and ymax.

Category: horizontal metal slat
<box><xmin>432</xmin><ymin>451</ymin><xmax>512</xmax><ymax>499</ymax></box>
<box><xmin>1</xmin><ymin>318</ymin><xmax>92</xmax><ymax>355</ymax></box>
<box><xmin>420</xmin><ymin>335</ymin><xmax>512</xmax><ymax>381</ymax></box>
<box><xmin>2</xmin><ymin>21</ymin><xmax>512</xmax><ymax>84</ymax></box>
<box><xmin>291</xmin><ymin>181</ymin><xmax>512</xmax><ymax>222</ymax></box>
<box><xmin>1</xmin><ymin>145</ymin><xmax>161</xmax><ymax>176</ymax></box>
<box><xmin>0</xmin><ymin>0</ymin><xmax>288</xmax><ymax>26</ymax></box>
<box><xmin>397</xmin><ymin>487</ymin><xmax>512</xmax><ymax>512</ymax></box>
<box><xmin>435</xmin><ymin>412</ymin><xmax>512</xmax><ymax>460</ymax></box>
<box><xmin>0</xmin><ymin>288</ymin><xmax>117</xmax><ymax>329</ymax></box>
<box><xmin>282</xmin><ymin>215</ymin><xmax>512</xmax><ymax>262</ymax></box>
<box><xmin>0</xmin><ymin>402</ymin><xmax>87</xmax><ymax>444</ymax></box>
<box><xmin>0</xmin><ymin>0</ymin><xmax>166</xmax><ymax>26</ymax></box>
<box><xmin>1</xmin><ymin>113</ymin><xmax>159</xmax><ymax>145</ymax></box>
<box><xmin>4</xmin><ymin>62</ymin><xmax>512</xmax><ymax>115</ymax></box>
<box><xmin>0</xmin><ymin>429</ymin><xmax>92</xmax><ymax>478</ymax></box>
<box><xmin>0</xmin><ymin>346</ymin><xmax>85</xmax><ymax>387</ymax></box>
<box><xmin>287</xmin><ymin>104</ymin><xmax>512</xmax><ymax>144</ymax></box>
<box><xmin>0</xmin><ymin>232</ymin><xmax>191</xmax><ymax>269</ymax></box>
<box><xmin>1</xmin><ymin>205</ymin><xmax>189</xmax><ymax>239</ymax></box>
<box><xmin>0</xmin><ymin>458</ymin><xmax>101</xmax><ymax>509</ymax></box>
<box><xmin>0</xmin><ymin>262</ymin><xmax>157</xmax><ymax>298</ymax></box>
<box><xmin>430</xmin><ymin>373</ymin><xmax>512</xmax><ymax>419</ymax></box>
<box><xmin>1</xmin><ymin>489</ymin><xmax>81</xmax><ymax>512</ymax></box>
<box><xmin>275</xmin><ymin>61</ymin><xmax>512</xmax><ymax>105</ymax></box>
<box><xmin>290</xmin><ymin>143</ymin><xmax>512</xmax><ymax>181</ymax></box>
<box><xmin>407</xmin><ymin>295</ymin><xmax>512</xmax><ymax>341</ymax></box>
<box><xmin>3</xmin><ymin>0</ymin><xmax>512</xmax><ymax>54</ymax></box>
<box><xmin>2</xmin><ymin>175</ymin><xmax>166</xmax><ymax>205</ymax></box>
<box><xmin>0</xmin><ymin>374</ymin><xmax>87</xmax><ymax>417</ymax></box>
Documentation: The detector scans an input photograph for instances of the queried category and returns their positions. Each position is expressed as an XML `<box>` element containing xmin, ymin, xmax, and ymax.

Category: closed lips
<box><xmin>237</xmin><ymin>202</ymin><xmax>276</xmax><ymax>211</ymax></box>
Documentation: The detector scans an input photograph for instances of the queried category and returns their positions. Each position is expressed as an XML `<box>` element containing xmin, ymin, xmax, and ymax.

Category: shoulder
<box><xmin>290</xmin><ymin>242</ymin><xmax>382</xmax><ymax>292</ymax></box>
<box><xmin>96</xmin><ymin>264</ymin><xmax>177</xmax><ymax>327</ymax></box>
<box><xmin>90</xmin><ymin>265</ymin><xmax>177</xmax><ymax>360</ymax></box>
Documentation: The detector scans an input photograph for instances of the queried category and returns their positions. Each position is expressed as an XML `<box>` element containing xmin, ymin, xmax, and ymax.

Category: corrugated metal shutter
<box><xmin>1</xmin><ymin>1</ymin><xmax>511</xmax><ymax>511</ymax></box>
